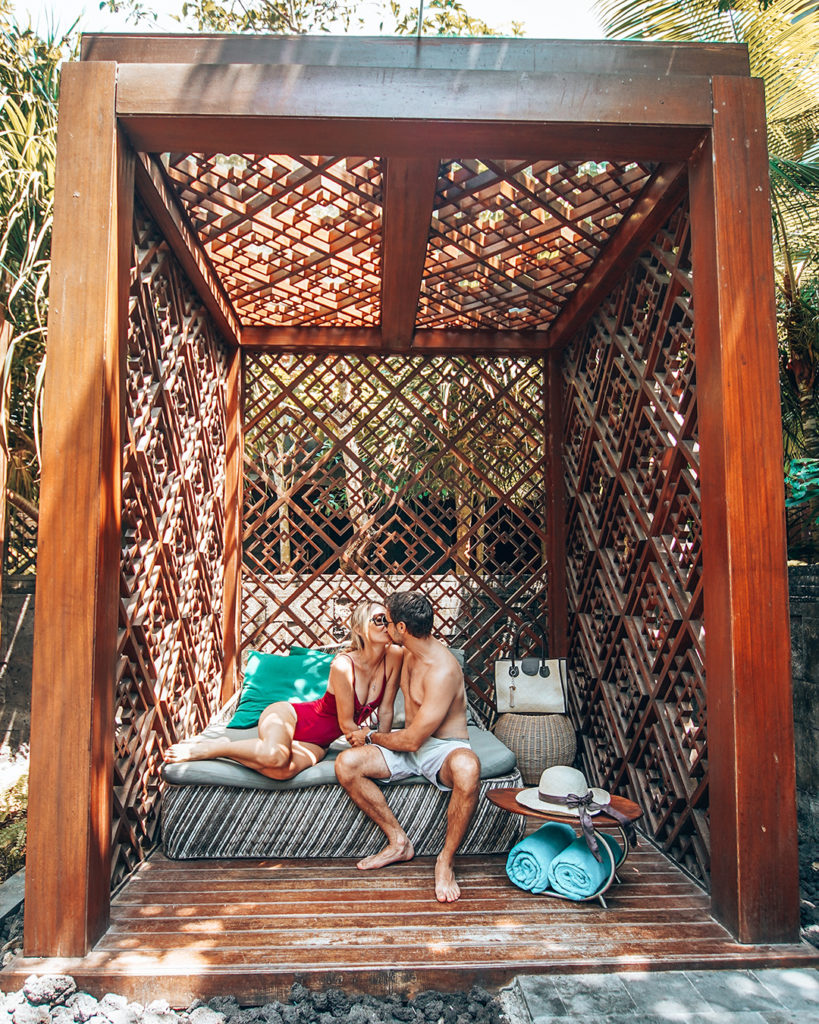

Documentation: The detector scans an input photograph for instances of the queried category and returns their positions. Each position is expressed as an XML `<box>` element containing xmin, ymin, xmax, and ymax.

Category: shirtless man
<box><xmin>334</xmin><ymin>591</ymin><xmax>481</xmax><ymax>903</ymax></box>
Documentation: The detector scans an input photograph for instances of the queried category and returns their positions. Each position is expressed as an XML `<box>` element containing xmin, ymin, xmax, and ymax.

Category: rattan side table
<box><xmin>493</xmin><ymin>713</ymin><xmax>576</xmax><ymax>784</ymax></box>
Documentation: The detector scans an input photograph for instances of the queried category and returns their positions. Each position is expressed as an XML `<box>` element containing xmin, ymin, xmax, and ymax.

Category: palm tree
<box><xmin>594</xmin><ymin>0</ymin><xmax>819</xmax><ymax>556</ymax></box>
<box><xmin>0</xmin><ymin>7</ymin><xmax>74</xmax><ymax>546</ymax></box>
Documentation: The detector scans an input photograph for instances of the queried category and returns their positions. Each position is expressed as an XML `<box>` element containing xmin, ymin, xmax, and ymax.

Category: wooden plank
<box><xmin>688</xmin><ymin>76</ymin><xmax>800</xmax><ymax>944</ymax></box>
<box><xmin>116</xmin><ymin>65</ymin><xmax>714</xmax><ymax>129</ymax></box>
<box><xmin>133</xmin><ymin>153</ymin><xmax>241</xmax><ymax>348</ymax></box>
<box><xmin>81</xmin><ymin>35</ymin><xmax>751</xmax><ymax>79</ymax></box>
<box><xmin>221</xmin><ymin>346</ymin><xmax>242</xmax><ymax>703</ymax></box>
<box><xmin>24</xmin><ymin>61</ymin><xmax>127</xmax><ymax>957</ymax></box>
<box><xmin>411</xmin><ymin>330</ymin><xmax>548</xmax><ymax>353</ymax></box>
<box><xmin>545</xmin><ymin>350</ymin><xmax>568</xmax><ymax>657</ymax></box>
<box><xmin>547</xmin><ymin>163</ymin><xmax>689</xmax><ymax>350</ymax></box>
<box><xmin>5</xmin><ymin>840</ymin><xmax>817</xmax><ymax>1005</ymax></box>
<box><xmin>120</xmin><ymin>116</ymin><xmax>706</xmax><ymax>164</ymax></box>
<box><xmin>380</xmin><ymin>157</ymin><xmax>440</xmax><ymax>346</ymax></box>
<box><xmin>241</xmin><ymin>327</ymin><xmax>549</xmax><ymax>353</ymax></box>
<box><xmin>242</xmin><ymin>327</ymin><xmax>381</xmax><ymax>351</ymax></box>
<box><xmin>4</xmin><ymin>948</ymin><xmax>817</xmax><ymax>1008</ymax></box>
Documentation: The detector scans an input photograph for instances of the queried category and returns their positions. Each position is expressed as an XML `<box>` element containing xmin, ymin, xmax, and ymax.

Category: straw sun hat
<box><xmin>515</xmin><ymin>764</ymin><xmax>611</xmax><ymax>815</ymax></box>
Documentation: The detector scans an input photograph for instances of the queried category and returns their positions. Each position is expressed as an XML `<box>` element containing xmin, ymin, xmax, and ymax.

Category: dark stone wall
<box><xmin>790</xmin><ymin>565</ymin><xmax>819</xmax><ymax>844</ymax></box>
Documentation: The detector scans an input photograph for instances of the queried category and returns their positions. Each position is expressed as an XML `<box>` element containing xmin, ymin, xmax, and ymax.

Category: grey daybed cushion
<box><xmin>161</xmin><ymin>723</ymin><xmax>513</xmax><ymax>790</ymax></box>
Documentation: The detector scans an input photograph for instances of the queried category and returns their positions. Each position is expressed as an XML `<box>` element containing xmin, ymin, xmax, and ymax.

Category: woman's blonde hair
<box><xmin>347</xmin><ymin>600</ymin><xmax>383</xmax><ymax>651</ymax></box>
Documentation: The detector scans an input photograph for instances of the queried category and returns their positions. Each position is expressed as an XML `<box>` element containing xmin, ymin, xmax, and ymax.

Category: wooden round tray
<box><xmin>486</xmin><ymin>787</ymin><xmax>642</xmax><ymax>828</ymax></box>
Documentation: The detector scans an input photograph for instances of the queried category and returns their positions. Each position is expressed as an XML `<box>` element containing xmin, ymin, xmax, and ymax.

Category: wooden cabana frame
<box><xmin>21</xmin><ymin>35</ymin><xmax>801</xmax><ymax>968</ymax></box>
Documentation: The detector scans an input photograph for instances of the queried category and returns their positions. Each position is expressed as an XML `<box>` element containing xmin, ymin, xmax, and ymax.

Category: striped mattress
<box><xmin>161</xmin><ymin>724</ymin><xmax>525</xmax><ymax>859</ymax></box>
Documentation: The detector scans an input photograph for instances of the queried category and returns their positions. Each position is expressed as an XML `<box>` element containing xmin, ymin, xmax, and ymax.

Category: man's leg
<box><xmin>334</xmin><ymin>746</ymin><xmax>415</xmax><ymax>870</ymax></box>
<box><xmin>435</xmin><ymin>747</ymin><xmax>481</xmax><ymax>902</ymax></box>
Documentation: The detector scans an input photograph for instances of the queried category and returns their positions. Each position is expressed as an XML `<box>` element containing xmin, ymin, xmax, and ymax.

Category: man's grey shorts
<box><xmin>374</xmin><ymin>736</ymin><xmax>472</xmax><ymax>791</ymax></box>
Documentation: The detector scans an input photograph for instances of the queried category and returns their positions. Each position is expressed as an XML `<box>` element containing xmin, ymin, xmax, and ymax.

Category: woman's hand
<box><xmin>347</xmin><ymin>728</ymin><xmax>370</xmax><ymax>747</ymax></box>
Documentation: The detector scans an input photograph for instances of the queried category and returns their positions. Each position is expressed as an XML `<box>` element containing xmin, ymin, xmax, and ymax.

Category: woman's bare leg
<box><xmin>164</xmin><ymin>702</ymin><xmax>323</xmax><ymax>777</ymax></box>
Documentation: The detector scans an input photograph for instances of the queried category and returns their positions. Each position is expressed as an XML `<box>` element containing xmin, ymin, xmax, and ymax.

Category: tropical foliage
<box><xmin>101</xmin><ymin>0</ymin><xmax>362</xmax><ymax>33</ymax></box>
<box><xmin>387</xmin><ymin>1</ymin><xmax>523</xmax><ymax>36</ymax></box>
<box><xmin>595</xmin><ymin>0</ymin><xmax>819</xmax><ymax>557</ymax></box>
<box><xmin>104</xmin><ymin>0</ymin><xmax>522</xmax><ymax>35</ymax></box>
<box><xmin>0</xmin><ymin>3</ymin><xmax>74</xmax><ymax>507</ymax></box>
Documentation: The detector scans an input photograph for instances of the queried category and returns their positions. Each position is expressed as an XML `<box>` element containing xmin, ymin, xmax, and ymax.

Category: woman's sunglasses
<box><xmin>370</xmin><ymin>614</ymin><xmax>389</xmax><ymax>626</ymax></box>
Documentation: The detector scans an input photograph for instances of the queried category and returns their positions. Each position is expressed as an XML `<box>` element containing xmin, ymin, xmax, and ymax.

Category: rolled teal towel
<box><xmin>506</xmin><ymin>822</ymin><xmax>576</xmax><ymax>894</ymax></box>
<box><xmin>547</xmin><ymin>832</ymin><xmax>623</xmax><ymax>900</ymax></box>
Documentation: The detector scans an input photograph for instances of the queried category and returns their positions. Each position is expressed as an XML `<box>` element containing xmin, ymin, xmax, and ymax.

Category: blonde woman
<box><xmin>164</xmin><ymin>601</ymin><xmax>403</xmax><ymax>779</ymax></box>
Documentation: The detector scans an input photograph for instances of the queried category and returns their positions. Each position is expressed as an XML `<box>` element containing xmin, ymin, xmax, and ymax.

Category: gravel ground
<box><xmin>0</xmin><ymin>977</ymin><xmax>509</xmax><ymax>1024</ymax></box>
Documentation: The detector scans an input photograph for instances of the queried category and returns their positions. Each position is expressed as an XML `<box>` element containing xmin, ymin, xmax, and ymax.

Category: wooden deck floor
<box><xmin>4</xmin><ymin>848</ymin><xmax>817</xmax><ymax>1005</ymax></box>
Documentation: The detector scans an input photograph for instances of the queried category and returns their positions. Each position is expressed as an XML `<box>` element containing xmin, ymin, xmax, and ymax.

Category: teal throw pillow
<box><xmin>229</xmin><ymin>650</ymin><xmax>336</xmax><ymax>729</ymax></box>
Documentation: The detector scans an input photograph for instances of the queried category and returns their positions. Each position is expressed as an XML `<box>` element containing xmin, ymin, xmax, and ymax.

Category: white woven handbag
<box><xmin>494</xmin><ymin>622</ymin><xmax>567</xmax><ymax>714</ymax></box>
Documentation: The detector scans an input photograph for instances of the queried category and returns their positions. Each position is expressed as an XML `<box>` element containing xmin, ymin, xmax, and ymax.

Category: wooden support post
<box><xmin>24</xmin><ymin>62</ymin><xmax>132</xmax><ymax>956</ymax></box>
<box><xmin>545</xmin><ymin>350</ymin><xmax>568</xmax><ymax>658</ymax></box>
<box><xmin>688</xmin><ymin>76</ymin><xmax>800</xmax><ymax>943</ymax></box>
<box><xmin>222</xmin><ymin>346</ymin><xmax>243</xmax><ymax>703</ymax></box>
<box><xmin>380</xmin><ymin>157</ymin><xmax>439</xmax><ymax>347</ymax></box>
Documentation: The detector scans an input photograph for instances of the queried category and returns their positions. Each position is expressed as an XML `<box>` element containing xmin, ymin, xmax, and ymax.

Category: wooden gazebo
<box><xmin>7</xmin><ymin>34</ymin><xmax>816</xmax><ymax>998</ymax></box>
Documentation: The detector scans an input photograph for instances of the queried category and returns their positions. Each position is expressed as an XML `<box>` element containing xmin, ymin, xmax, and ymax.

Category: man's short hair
<box><xmin>387</xmin><ymin>591</ymin><xmax>434</xmax><ymax>638</ymax></box>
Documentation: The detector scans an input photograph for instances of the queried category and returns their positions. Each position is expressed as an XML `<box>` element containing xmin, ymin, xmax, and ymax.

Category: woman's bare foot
<box><xmin>434</xmin><ymin>856</ymin><xmax>461</xmax><ymax>902</ymax></box>
<box><xmin>357</xmin><ymin>836</ymin><xmax>414</xmax><ymax>870</ymax></box>
<box><xmin>164</xmin><ymin>737</ymin><xmax>223</xmax><ymax>763</ymax></box>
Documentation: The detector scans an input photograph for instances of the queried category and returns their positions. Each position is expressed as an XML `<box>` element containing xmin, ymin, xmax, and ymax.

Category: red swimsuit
<box><xmin>292</xmin><ymin>654</ymin><xmax>387</xmax><ymax>748</ymax></box>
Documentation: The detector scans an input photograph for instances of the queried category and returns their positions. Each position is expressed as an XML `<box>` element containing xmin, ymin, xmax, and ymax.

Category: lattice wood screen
<box><xmin>2</xmin><ymin>503</ymin><xmax>38</xmax><ymax>576</ymax></box>
<box><xmin>115</xmin><ymin>200</ymin><xmax>229</xmax><ymax>888</ymax></box>
<box><xmin>242</xmin><ymin>352</ymin><xmax>548</xmax><ymax>715</ymax></box>
<box><xmin>165</xmin><ymin>154</ymin><xmax>652</xmax><ymax>330</ymax></box>
<box><xmin>562</xmin><ymin>199</ymin><xmax>707</xmax><ymax>883</ymax></box>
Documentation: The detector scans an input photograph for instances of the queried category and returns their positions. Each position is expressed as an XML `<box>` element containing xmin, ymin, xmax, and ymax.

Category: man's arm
<box><xmin>375</xmin><ymin>645</ymin><xmax>402</xmax><ymax>733</ymax></box>
<box><xmin>366</xmin><ymin>670</ymin><xmax>458</xmax><ymax>752</ymax></box>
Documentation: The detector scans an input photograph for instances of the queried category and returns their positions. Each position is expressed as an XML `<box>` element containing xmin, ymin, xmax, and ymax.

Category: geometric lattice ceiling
<box><xmin>419</xmin><ymin>158</ymin><xmax>653</xmax><ymax>331</ymax></box>
<box><xmin>164</xmin><ymin>153</ymin><xmax>654</xmax><ymax>330</ymax></box>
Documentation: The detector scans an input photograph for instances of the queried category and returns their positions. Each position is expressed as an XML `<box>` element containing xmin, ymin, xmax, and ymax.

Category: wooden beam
<box><xmin>24</xmin><ymin>61</ymin><xmax>131</xmax><ymax>957</ymax></box>
<box><xmin>221</xmin><ymin>346</ymin><xmax>243</xmax><ymax>704</ymax></box>
<box><xmin>120</xmin><ymin>117</ymin><xmax>706</xmax><ymax>164</ymax></box>
<box><xmin>134</xmin><ymin>153</ymin><xmax>241</xmax><ymax>348</ymax></box>
<box><xmin>242</xmin><ymin>327</ymin><xmax>381</xmax><ymax>351</ymax></box>
<box><xmin>546</xmin><ymin>162</ymin><xmax>689</xmax><ymax>350</ymax></box>
<box><xmin>117</xmin><ymin>64</ymin><xmax>714</xmax><ymax>130</ymax></box>
<box><xmin>81</xmin><ymin>34</ymin><xmax>751</xmax><ymax>79</ymax></box>
<box><xmin>241</xmin><ymin>326</ymin><xmax>550</xmax><ymax>354</ymax></box>
<box><xmin>545</xmin><ymin>350</ymin><xmax>568</xmax><ymax>659</ymax></box>
<box><xmin>380</xmin><ymin>157</ymin><xmax>439</xmax><ymax>347</ymax></box>
<box><xmin>412</xmin><ymin>329</ymin><xmax>548</xmax><ymax>353</ymax></box>
<box><xmin>688</xmin><ymin>76</ymin><xmax>800</xmax><ymax>944</ymax></box>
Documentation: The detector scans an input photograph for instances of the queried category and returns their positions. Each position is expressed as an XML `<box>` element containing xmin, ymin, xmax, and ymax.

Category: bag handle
<box><xmin>509</xmin><ymin>621</ymin><xmax>549</xmax><ymax>678</ymax></box>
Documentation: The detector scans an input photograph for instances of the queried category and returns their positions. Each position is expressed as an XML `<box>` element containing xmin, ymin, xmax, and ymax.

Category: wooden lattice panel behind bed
<box><xmin>562</xmin><ymin>199</ymin><xmax>707</xmax><ymax>883</ymax></box>
<box><xmin>241</xmin><ymin>352</ymin><xmax>548</xmax><ymax>719</ymax></box>
<box><xmin>115</xmin><ymin>200</ymin><xmax>230</xmax><ymax>889</ymax></box>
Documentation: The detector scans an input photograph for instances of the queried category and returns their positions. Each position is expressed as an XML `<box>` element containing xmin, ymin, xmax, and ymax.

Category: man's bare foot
<box><xmin>356</xmin><ymin>837</ymin><xmax>414</xmax><ymax>870</ymax></box>
<box><xmin>164</xmin><ymin>737</ymin><xmax>222</xmax><ymax>763</ymax></box>
<box><xmin>434</xmin><ymin>856</ymin><xmax>461</xmax><ymax>902</ymax></box>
